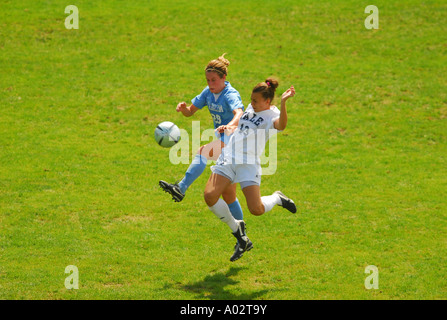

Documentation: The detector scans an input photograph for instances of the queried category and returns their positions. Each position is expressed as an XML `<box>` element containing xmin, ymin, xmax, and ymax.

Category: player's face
<box><xmin>251</xmin><ymin>92</ymin><xmax>271</xmax><ymax>112</ymax></box>
<box><xmin>206</xmin><ymin>71</ymin><xmax>226</xmax><ymax>93</ymax></box>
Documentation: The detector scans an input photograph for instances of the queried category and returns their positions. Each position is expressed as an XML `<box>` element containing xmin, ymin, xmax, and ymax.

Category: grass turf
<box><xmin>0</xmin><ymin>0</ymin><xmax>446</xmax><ymax>299</ymax></box>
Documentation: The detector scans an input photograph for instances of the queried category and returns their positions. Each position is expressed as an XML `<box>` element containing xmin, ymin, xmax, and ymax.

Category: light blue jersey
<box><xmin>176</xmin><ymin>81</ymin><xmax>245</xmax><ymax>220</ymax></box>
<box><xmin>191</xmin><ymin>81</ymin><xmax>244</xmax><ymax>130</ymax></box>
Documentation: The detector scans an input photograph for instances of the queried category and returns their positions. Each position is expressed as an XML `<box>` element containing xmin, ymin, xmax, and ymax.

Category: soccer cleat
<box><xmin>159</xmin><ymin>180</ymin><xmax>185</xmax><ymax>202</ymax></box>
<box><xmin>273</xmin><ymin>191</ymin><xmax>297</xmax><ymax>213</ymax></box>
<box><xmin>230</xmin><ymin>220</ymin><xmax>253</xmax><ymax>262</ymax></box>
<box><xmin>233</xmin><ymin>223</ymin><xmax>248</xmax><ymax>250</ymax></box>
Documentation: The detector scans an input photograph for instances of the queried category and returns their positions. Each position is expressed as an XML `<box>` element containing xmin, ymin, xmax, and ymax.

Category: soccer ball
<box><xmin>154</xmin><ymin>121</ymin><xmax>181</xmax><ymax>148</ymax></box>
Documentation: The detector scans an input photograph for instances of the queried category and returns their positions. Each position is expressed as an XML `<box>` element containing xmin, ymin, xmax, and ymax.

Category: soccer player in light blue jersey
<box><xmin>159</xmin><ymin>54</ymin><xmax>245</xmax><ymax>221</ymax></box>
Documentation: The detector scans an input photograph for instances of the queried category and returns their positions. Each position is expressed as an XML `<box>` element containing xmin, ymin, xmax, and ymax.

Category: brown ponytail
<box><xmin>252</xmin><ymin>77</ymin><xmax>279</xmax><ymax>103</ymax></box>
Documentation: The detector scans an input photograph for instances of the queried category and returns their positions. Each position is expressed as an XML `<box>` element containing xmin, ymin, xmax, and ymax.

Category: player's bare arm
<box><xmin>176</xmin><ymin>102</ymin><xmax>199</xmax><ymax>117</ymax></box>
<box><xmin>274</xmin><ymin>86</ymin><xmax>295</xmax><ymax>131</ymax></box>
<box><xmin>215</xmin><ymin>108</ymin><xmax>243</xmax><ymax>135</ymax></box>
<box><xmin>215</xmin><ymin>125</ymin><xmax>238</xmax><ymax>135</ymax></box>
<box><xmin>227</xmin><ymin>108</ymin><xmax>244</xmax><ymax>126</ymax></box>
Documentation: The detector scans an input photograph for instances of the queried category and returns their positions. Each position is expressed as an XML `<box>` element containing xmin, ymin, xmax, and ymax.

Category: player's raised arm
<box><xmin>274</xmin><ymin>86</ymin><xmax>295</xmax><ymax>131</ymax></box>
<box><xmin>176</xmin><ymin>102</ymin><xmax>199</xmax><ymax>117</ymax></box>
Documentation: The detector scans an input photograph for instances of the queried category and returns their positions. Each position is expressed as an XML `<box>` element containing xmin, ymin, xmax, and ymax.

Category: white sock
<box><xmin>208</xmin><ymin>198</ymin><xmax>239</xmax><ymax>233</ymax></box>
<box><xmin>261</xmin><ymin>193</ymin><xmax>282</xmax><ymax>213</ymax></box>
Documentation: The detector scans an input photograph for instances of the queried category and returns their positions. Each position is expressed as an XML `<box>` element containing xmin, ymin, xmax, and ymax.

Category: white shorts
<box><xmin>211</xmin><ymin>160</ymin><xmax>261</xmax><ymax>187</ymax></box>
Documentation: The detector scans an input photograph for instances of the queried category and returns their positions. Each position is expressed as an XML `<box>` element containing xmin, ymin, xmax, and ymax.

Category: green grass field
<box><xmin>0</xmin><ymin>0</ymin><xmax>446</xmax><ymax>300</ymax></box>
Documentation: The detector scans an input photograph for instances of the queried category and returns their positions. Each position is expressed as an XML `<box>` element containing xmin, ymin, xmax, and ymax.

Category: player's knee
<box><xmin>249</xmin><ymin>204</ymin><xmax>265</xmax><ymax>216</ymax></box>
<box><xmin>204</xmin><ymin>189</ymin><xmax>219</xmax><ymax>207</ymax></box>
<box><xmin>197</xmin><ymin>145</ymin><xmax>205</xmax><ymax>155</ymax></box>
<box><xmin>222</xmin><ymin>189</ymin><xmax>236</xmax><ymax>204</ymax></box>
<box><xmin>197</xmin><ymin>144</ymin><xmax>212</xmax><ymax>156</ymax></box>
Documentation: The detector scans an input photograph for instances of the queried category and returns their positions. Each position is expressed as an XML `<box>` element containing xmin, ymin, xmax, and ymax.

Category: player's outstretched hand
<box><xmin>281</xmin><ymin>86</ymin><xmax>295</xmax><ymax>102</ymax></box>
<box><xmin>215</xmin><ymin>125</ymin><xmax>237</xmax><ymax>135</ymax></box>
<box><xmin>176</xmin><ymin>102</ymin><xmax>187</xmax><ymax>112</ymax></box>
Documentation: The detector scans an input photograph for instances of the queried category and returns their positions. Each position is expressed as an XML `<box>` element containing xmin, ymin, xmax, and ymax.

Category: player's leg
<box><xmin>241</xmin><ymin>184</ymin><xmax>266</xmax><ymax>216</ymax></box>
<box><xmin>160</xmin><ymin>139</ymin><xmax>246</xmax><ymax>220</ymax></box>
<box><xmin>272</xmin><ymin>191</ymin><xmax>297</xmax><ymax>213</ymax></box>
<box><xmin>241</xmin><ymin>184</ymin><xmax>297</xmax><ymax>215</ymax></box>
<box><xmin>200</xmin><ymin>139</ymin><xmax>224</xmax><ymax>161</ymax></box>
<box><xmin>205</xmin><ymin>173</ymin><xmax>252</xmax><ymax>261</ymax></box>
<box><xmin>222</xmin><ymin>183</ymin><xmax>244</xmax><ymax>250</ymax></box>
<box><xmin>203</xmin><ymin>141</ymin><xmax>244</xmax><ymax>219</ymax></box>
<box><xmin>159</xmin><ymin>140</ymin><xmax>223</xmax><ymax>202</ymax></box>
<box><xmin>204</xmin><ymin>172</ymin><xmax>236</xmax><ymax>230</ymax></box>
<box><xmin>224</xmin><ymin>182</ymin><xmax>253</xmax><ymax>261</ymax></box>
<box><xmin>222</xmin><ymin>183</ymin><xmax>244</xmax><ymax>220</ymax></box>
<box><xmin>179</xmin><ymin>139</ymin><xmax>223</xmax><ymax>193</ymax></box>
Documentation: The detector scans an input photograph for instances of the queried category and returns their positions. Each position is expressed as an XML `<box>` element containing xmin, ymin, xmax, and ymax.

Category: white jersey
<box><xmin>220</xmin><ymin>103</ymin><xmax>280</xmax><ymax>167</ymax></box>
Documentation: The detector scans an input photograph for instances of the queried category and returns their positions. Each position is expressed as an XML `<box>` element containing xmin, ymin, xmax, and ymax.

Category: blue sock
<box><xmin>227</xmin><ymin>198</ymin><xmax>244</xmax><ymax>220</ymax></box>
<box><xmin>178</xmin><ymin>154</ymin><xmax>207</xmax><ymax>194</ymax></box>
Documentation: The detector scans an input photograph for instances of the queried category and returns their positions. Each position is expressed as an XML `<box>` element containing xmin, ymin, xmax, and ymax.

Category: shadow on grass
<box><xmin>179</xmin><ymin>266</ymin><xmax>269</xmax><ymax>300</ymax></box>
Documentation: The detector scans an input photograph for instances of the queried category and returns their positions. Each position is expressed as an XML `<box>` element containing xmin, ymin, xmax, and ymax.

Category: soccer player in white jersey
<box><xmin>203</xmin><ymin>78</ymin><xmax>297</xmax><ymax>261</ymax></box>
<box><xmin>159</xmin><ymin>54</ymin><xmax>245</xmax><ymax>221</ymax></box>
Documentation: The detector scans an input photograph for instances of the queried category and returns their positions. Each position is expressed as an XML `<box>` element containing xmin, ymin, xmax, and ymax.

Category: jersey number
<box><xmin>212</xmin><ymin>114</ymin><xmax>222</xmax><ymax>125</ymax></box>
<box><xmin>240</xmin><ymin>123</ymin><xmax>250</xmax><ymax>135</ymax></box>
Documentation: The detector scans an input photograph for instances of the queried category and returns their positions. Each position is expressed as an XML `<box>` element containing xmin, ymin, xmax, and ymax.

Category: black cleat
<box><xmin>274</xmin><ymin>191</ymin><xmax>297</xmax><ymax>213</ymax></box>
<box><xmin>233</xmin><ymin>223</ymin><xmax>248</xmax><ymax>250</ymax></box>
<box><xmin>159</xmin><ymin>180</ymin><xmax>185</xmax><ymax>202</ymax></box>
<box><xmin>231</xmin><ymin>242</ymin><xmax>253</xmax><ymax>262</ymax></box>
<box><xmin>230</xmin><ymin>220</ymin><xmax>253</xmax><ymax>262</ymax></box>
